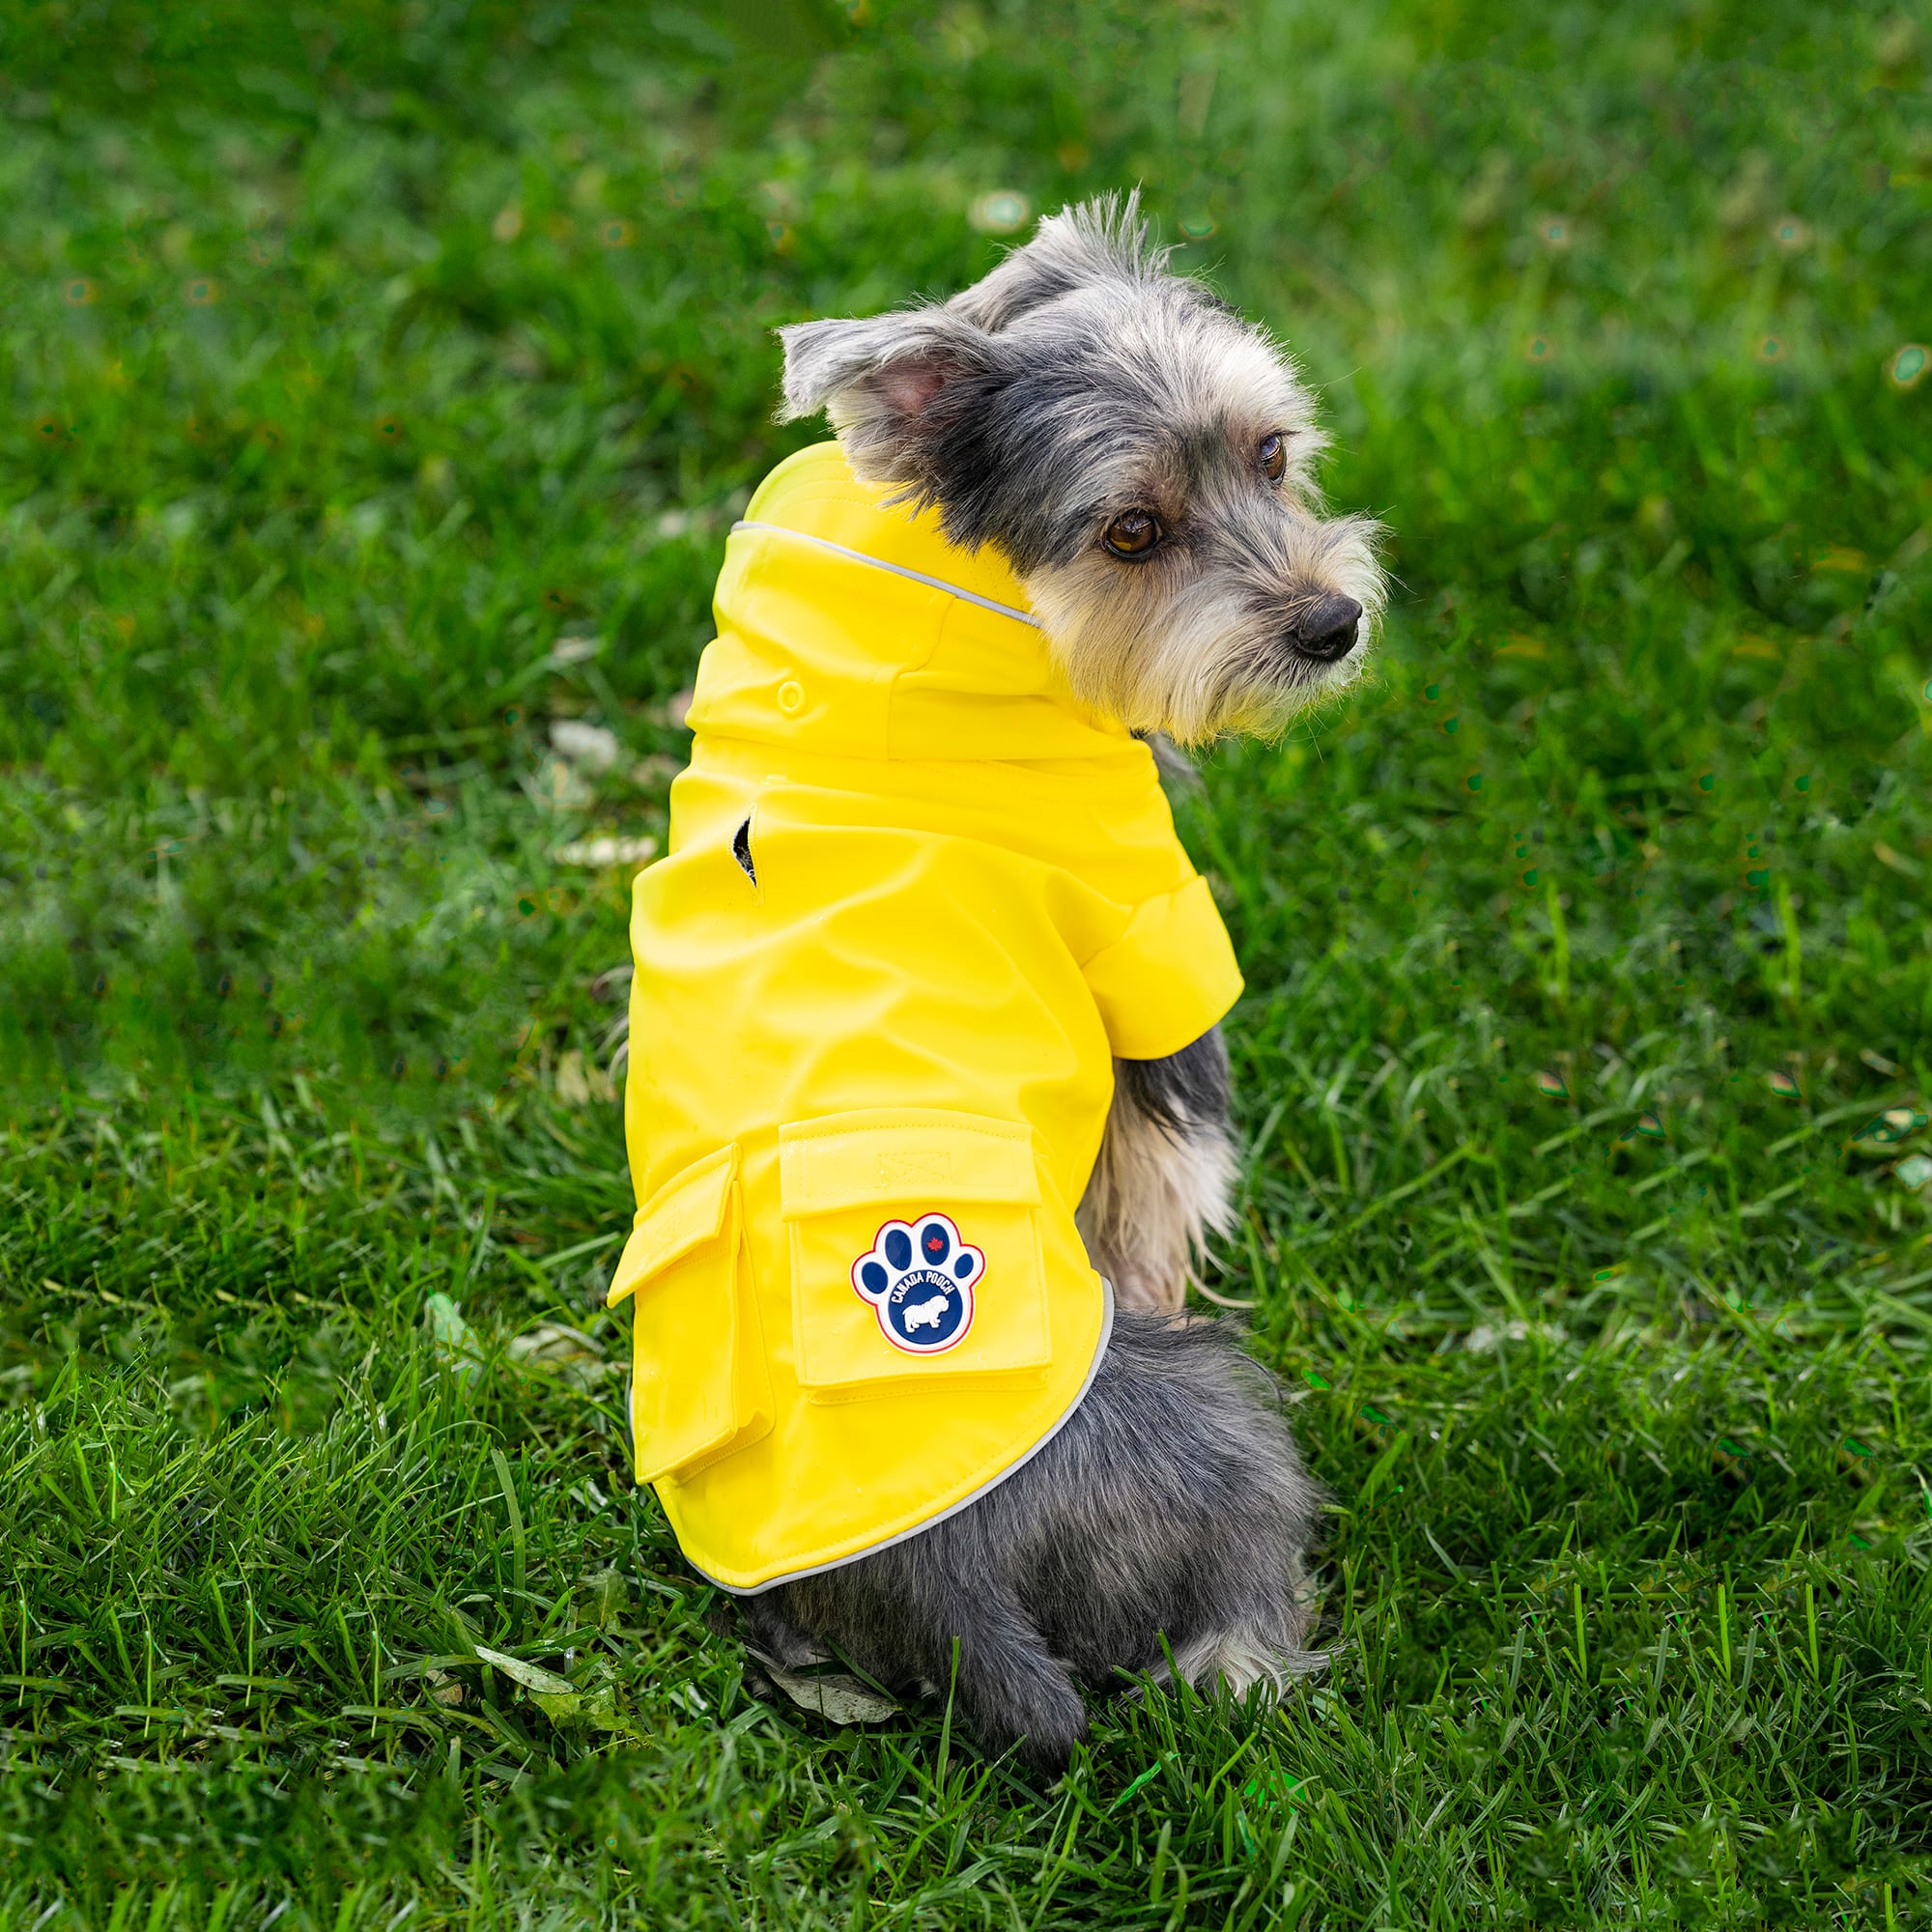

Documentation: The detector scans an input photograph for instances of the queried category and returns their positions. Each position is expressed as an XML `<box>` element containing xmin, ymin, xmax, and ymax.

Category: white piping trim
<box><xmin>731</xmin><ymin>521</ymin><xmax>1041</xmax><ymax>629</ymax></box>
<box><xmin>695</xmin><ymin>1277</ymin><xmax>1117</xmax><ymax>1598</ymax></box>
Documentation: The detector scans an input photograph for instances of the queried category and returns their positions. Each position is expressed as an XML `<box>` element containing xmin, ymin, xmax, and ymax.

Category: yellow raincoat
<box><xmin>608</xmin><ymin>441</ymin><xmax>1243</xmax><ymax>1592</ymax></box>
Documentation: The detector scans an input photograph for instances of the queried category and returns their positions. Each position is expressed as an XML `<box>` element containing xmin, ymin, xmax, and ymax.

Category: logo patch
<box><xmin>850</xmin><ymin>1211</ymin><xmax>981</xmax><ymax>1355</ymax></box>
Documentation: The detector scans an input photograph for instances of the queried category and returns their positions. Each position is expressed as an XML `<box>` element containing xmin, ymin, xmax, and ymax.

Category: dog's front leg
<box><xmin>1076</xmin><ymin>1027</ymin><xmax>1236</xmax><ymax>1313</ymax></box>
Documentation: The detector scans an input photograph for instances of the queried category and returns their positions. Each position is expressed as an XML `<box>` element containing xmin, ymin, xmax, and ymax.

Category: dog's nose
<box><xmin>1293</xmin><ymin>594</ymin><xmax>1363</xmax><ymax>662</ymax></box>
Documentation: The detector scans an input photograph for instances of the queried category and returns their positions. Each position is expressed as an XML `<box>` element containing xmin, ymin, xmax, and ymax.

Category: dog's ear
<box><xmin>776</xmin><ymin>305</ymin><xmax>1002</xmax><ymax>489</ymax></box>
<box><xmin>951</xmin><ymin>190</ymin><xmax>1169</xmax><ymax>331</ymax></box>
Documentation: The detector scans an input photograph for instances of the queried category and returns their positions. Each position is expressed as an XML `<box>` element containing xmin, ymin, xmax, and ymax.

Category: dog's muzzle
<box><xmin>1291</xmin><ymin>594</ymin><xmax>1363</xmax><ymax>664</ymax></box>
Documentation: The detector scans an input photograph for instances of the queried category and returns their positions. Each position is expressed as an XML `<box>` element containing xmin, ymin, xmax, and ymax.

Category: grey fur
<box><xmin>1077</xmin><ymin>1030</ymin><xmax>1237</xmax><ymax>1313</ymax></box>
<box><xmin>744</xmin><ymin>1310</ymin><xmax>1326</xmax><ymax>1776</ymax></box>
<box><xmin>948</xmin><ymin>195</ymin><xmax>1178</xmax><ymax>332</ymax></box>
<box><xmin>1119</xmin><ymin>1028</ymin><xmax>1231</xmax><ymax>1140</ymax></box>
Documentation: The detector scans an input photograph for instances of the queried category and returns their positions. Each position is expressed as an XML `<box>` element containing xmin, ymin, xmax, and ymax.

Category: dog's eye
<box><xmin>1259</xmin><ymin>433</ymin><xmax>1287</xmax><ymax>482</ymax></box>
<box><xmin>1102</xmin><ymin>510</ymin><xmax>1163</xmax><ymax>558</ymax></box>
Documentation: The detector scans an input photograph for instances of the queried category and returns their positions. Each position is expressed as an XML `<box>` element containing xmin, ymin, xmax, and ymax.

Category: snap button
<box><xmin>777</xmin><ymin>678</ymin><xmax>805</xmax><ymax>715</ymax></box>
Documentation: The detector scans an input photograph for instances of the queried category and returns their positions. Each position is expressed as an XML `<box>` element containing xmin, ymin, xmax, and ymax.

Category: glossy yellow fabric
<box><xmin>608</xmin><ymin>441</ymin><xmax>1243</xmax><ymax>1592</ymax></box>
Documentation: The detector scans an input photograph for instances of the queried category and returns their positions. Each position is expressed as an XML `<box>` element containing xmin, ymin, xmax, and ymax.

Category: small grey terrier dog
<box><xmin>732</xmin><ymin>195</ymin><xmax>1384</xmax><ymax>1775</ymax></box>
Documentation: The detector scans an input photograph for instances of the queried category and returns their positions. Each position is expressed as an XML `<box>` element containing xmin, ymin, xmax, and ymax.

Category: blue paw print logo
<box><xmin>850</xmin><ymin>1212</ymin><xmax>981</xmax><ymax>1355</ymax></box>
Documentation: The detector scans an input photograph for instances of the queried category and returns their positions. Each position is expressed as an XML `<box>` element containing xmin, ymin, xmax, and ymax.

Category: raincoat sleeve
<box><xmin>1080</xmin><ymin>872</ymin><xmax>1244</xmax><ymax>1063</ymax></box>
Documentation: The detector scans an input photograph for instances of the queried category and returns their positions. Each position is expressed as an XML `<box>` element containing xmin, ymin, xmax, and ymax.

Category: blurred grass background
<box><xmin>4</xmin><ymin>0</ymin><xmax>1932</xmax><ymax>1925</ymax></box>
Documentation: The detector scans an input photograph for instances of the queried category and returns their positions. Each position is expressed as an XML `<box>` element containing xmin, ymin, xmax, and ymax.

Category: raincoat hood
<box><xmin>608</xmin><ymin>442</ymin><xmax>1242</xmax><ymax>1592</ymax></box>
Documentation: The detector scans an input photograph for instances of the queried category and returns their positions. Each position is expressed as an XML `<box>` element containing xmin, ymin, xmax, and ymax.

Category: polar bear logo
<box><xmin>849</xmin><ymin>1211</ymin><xmax>981</xmax><ymax>1354</ymax></box>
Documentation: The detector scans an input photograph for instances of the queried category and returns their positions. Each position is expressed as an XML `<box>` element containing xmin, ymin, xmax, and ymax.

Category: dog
<box><xmin>613</xmin><ymin>194</ymin><xmax>1383</xmax><ymax>1776</ymax></box>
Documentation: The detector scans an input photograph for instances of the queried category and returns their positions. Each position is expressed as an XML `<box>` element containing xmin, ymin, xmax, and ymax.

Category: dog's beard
<box><xmin>1024</xmin><ymin>508</ymin><xmax>1387</xmax><ymax>745</ymax></box>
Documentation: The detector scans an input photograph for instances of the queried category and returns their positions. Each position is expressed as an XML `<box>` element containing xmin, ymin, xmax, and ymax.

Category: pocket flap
<box><xmin>779</xmin><ymin>1110</ymin><xmax>1039</xmax><ymax>1217</ymax></box>
<box><xmin>607</xmin><ymin>1145</ymin><xmax>739</xmax><ymax>1307</ymax></box>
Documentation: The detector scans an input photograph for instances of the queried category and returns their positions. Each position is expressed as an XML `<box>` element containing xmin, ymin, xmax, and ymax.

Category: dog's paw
<box><xmin>849</xmin><ymin>1212</ymin><xmax>982</xmax><ymax>1355</ymax></box>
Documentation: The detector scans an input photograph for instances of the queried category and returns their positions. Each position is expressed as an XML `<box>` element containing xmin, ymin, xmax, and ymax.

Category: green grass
<box><xmin>5</xmin><ymin>0</ymin><xmax>1932</xmax><ymax>1923</ymax></box>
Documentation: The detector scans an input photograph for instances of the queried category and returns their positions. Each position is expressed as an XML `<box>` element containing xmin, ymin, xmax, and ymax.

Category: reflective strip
<box><xmin>730</xmin><ymin>521</ymin><xmax>1041</xmax><ymax>628</ymax></box>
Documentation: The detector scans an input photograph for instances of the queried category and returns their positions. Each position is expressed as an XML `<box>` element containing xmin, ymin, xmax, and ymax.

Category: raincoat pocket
<box><xmin>779</xmin><ymin>1109</ymin><xmax>1052</xmax><ymax>1397</ymax></box>
<box><xmin>607</xmin><ymin>1144</ymin><xmax>770</xmax><ymax>1483</ymax></box>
